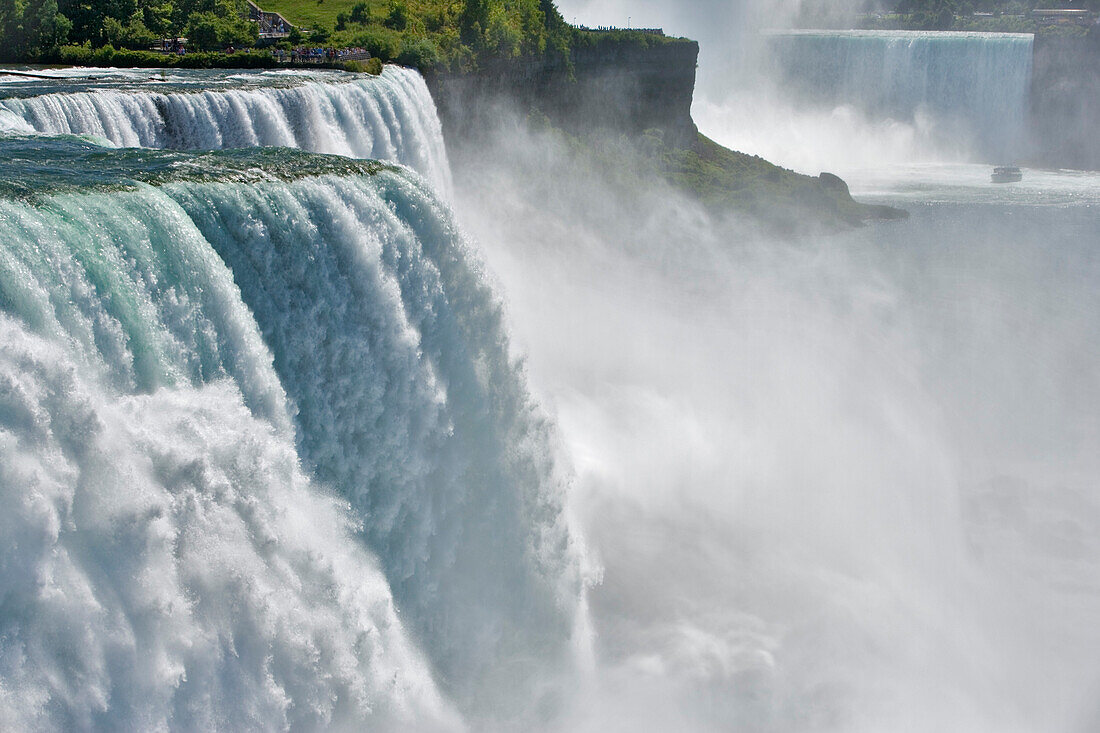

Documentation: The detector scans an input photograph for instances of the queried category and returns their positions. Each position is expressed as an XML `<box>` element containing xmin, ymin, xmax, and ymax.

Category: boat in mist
<box><xmin>991</xmin><ymin>165</ymin><xmax>1023</xmax><ymax>183</ymax></box>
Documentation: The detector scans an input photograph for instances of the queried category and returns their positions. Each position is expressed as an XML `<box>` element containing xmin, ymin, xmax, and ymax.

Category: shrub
<box><xmin>185</xmin><ymin>11</ymin><xmax>257</xmax><ymax>51</ymax></box>
<box><xmin>342</xmin><ymin>57</ymin><xmax>383</xmax><ymax>74</ymax></box>
<box><xmin>352</xmin><ymin>25</ymin><xmax>402</xmax><ymax>60</ymax></box>
<box><xmin>384</xmin><ymin>2</ymin><xmax>409</xmax><ymax>31</ymax></box>
<box><xmin>52</xmin><ymin>44</ymin><xmax>275</xmax><ymax>69</ymax></box>
<box><xmin>104</xmin><ymin>11</ymin><xmax>158</xmax><ymax>51</ymax></box>
<box><xmin>397</xmin><ymin>37</ymin><xmax>440</xmax><ymax>69</ymax></box>
<box><xmin>349</xmin><ymin>2</ymin><xmax>371</xmax><ymax>25</ymax></box>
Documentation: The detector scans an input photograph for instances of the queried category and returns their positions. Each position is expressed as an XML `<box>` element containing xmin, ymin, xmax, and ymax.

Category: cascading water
<box><xmin>0</xmin><ymin>136</ymin><xmax>582</xmax><ymax>727</ymax></box>
<box><xmin>172</xmin><ymin>167</ymin><xmax>583</xmax><ymax>714</ymax></box>
<box><xmin>0</xmin><ymin>161</ymin><xmax>453</xmax><ymax>730</ymax></box>
<box><xmin>764</xmin><ymin>30</ymin><xmax>1033</xmax><ymax>161</ymax></box>
<box><xmin>0</xmin><ymin>67</ymin><xmax>451</xmax><ymax>193</ymax></box>
<box><xmin>689</xmin><ymin>28</ymin><xmax>1035</xmax><ymax>173</ymax></box>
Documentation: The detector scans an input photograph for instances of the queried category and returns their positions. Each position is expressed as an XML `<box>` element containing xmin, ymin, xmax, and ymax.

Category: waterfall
<box><xmin>0</xmin><ymin>140</ymin><xmax>580</xmax><ymax>726</ymax></box>
<box><xmin>765</xmin><ymin>30</ymin><xmax>1034</xmax><ymax>161</ymax></box>
<box><xmin>0</xmin><ymin>67</ymin><xmax>451</xmax><ymax>193</ymax></box>
<box><xmin>173</xmin><ymin>169</ymin><xmax>583</xmax><ymax>711</ymax></box>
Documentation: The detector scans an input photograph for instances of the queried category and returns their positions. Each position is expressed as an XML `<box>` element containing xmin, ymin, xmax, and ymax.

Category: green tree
<box><xmin>104</xmin><ymin>9</ymin><xmax>157</xmax><ymax>49</ymax></box>
<box><xmin>58</xmin><ymin>0</ymin><xmax>134</xmax><ymax>44</ymax></box>
<box><xmin>348</xmin><ymin>2</ymin><xmax>369</xmax><ymax>24</ymax></box>
<box><xmin>1</xmin><ymin>0</ymin><xmax>71</xmax><ymax>59</ymax></box>
<box><xmin>485</xmin><ymin>4</ymin><xmax>519</xmax><ymax>55</ymax></box>
<box><xmin>383</xmin><ymin>0</ymin><xmax>408</xmax><ymax>30</ymax></box>
<box><xmin>459</xmin><ymin>0</ymin><xmax>488</xmax><ymax>47</ymax></box>
<box><xmin>184</xmin><ymin>8</ymin><xmax>256</xmax><ymax>50</ymax></box>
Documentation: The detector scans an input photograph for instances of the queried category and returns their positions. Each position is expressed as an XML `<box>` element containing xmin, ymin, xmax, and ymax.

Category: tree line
<box><xmin>0</xmin><ymin>0</ymin><xmax>258</xmax><ymax>60</ymax></box>
<box><xmin>0</xmin><ymin>0</ymin><xmax>587</xmax><ymax>67</ymax></box>
<box><xmin>883</xmin><ymin>0</ymin><xmax>1100</xmax><ymax>28</ymax></box>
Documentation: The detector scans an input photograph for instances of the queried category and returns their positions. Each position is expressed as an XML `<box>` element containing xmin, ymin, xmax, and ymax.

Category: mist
<box><xmin>442</xmin><ymin>55</ymin><xmax>1100</xmax><ymax>730</ymax></box>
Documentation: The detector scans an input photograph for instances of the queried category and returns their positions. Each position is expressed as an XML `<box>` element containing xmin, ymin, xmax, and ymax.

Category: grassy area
<box><xmin>258</xmin><ymin>0</ymin><xmax>444</xmax><ymax>32</ymax></box>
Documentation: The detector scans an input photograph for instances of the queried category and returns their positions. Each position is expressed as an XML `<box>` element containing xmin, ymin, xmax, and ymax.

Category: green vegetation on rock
<box><xmin>54</xmin><ymin>44</ymin><xmax>277</xmax><ymax>68</ymax></box>
<box><xmin>659</xmin><ymin>133</ymin><xmax>906</xmax><ymax>230</ymax></box>
<box><xmin>301</xmin><ymin>0</ymin><xmax>576</xmax><ymax>71</ymax></box>
<box><xmin>525</xmin><ymin>115</ymin><xmax>906</xmax><ymax>233</ymax></box>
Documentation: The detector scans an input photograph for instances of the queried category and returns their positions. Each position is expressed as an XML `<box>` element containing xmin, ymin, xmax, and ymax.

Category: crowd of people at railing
<box><xmin>579</xmin><ymin>25</ymin><xmax>665</xmax><ymax>35</ymax></box>
<box><xmin>272</xmin><ymin>47</ymin><xmax>372</xmax><ymax>64</ymax></box>
<box><xmin>153</xmin><ymin>38</ymin><xmax>372</xmax><ymax>63</ymax></box>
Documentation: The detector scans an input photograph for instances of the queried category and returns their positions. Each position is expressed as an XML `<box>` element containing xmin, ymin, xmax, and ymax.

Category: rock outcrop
<box><xmin>425</xmin><ymin>38</ymin><xmax>700</xmax><ymax>149</ymax></box>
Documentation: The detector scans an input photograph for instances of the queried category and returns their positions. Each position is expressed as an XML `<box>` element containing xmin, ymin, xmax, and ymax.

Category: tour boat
<box><xmin>991</xmin><ymin>166</ymin><xmax>1023</xmax><ymax>183</ymax></box>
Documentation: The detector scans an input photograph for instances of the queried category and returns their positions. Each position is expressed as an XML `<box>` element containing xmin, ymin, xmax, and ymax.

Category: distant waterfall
<box><xmin>766</xmin><ymin>30</ymin><xmax>1034</xmax><ymax>160</ymax></box>
<box><xmin>0</xmin><ymin>67</ymin><xmax>451</xmax><ymax>193</ymax></box>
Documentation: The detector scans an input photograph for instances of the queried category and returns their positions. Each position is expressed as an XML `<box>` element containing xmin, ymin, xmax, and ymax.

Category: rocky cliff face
<box><xmin>1030</xmin><ymin>33</ymin><xmax>1100</xmax><ymax>170</ymax></box>
<box><xmin>425</xmin><ymin>38</ymin><xmax>700</xmax><ymax>149</ymax></box>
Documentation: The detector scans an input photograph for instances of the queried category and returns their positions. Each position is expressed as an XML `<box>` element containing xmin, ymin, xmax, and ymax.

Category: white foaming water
<box><xmin>695</xmin><ymin>92</ymin><xmax>961</xmax><ymax>175</ymax></box>
<box><xmin>0</xmin><ymin>107</ymin><xmax>31</xmax><ymax>133</ymax></box>
<box><xmin>172</xmin><ymin>171</ymin><xmax>584</xmax><ymax>718</ymax></box>
<box><xmin>0</xmin><ymin>184</ymin><xmax>461</xmax><ymax>730</ymax></box>
<box><xmin>0</xmin><ymin>66</ymin><xmax>452</xmax><ymax>193</ymax></box>
<box><xmin>0</xmin><ymin>169</ymin><xmax>583</xmax><ymax>727</ymax></box>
